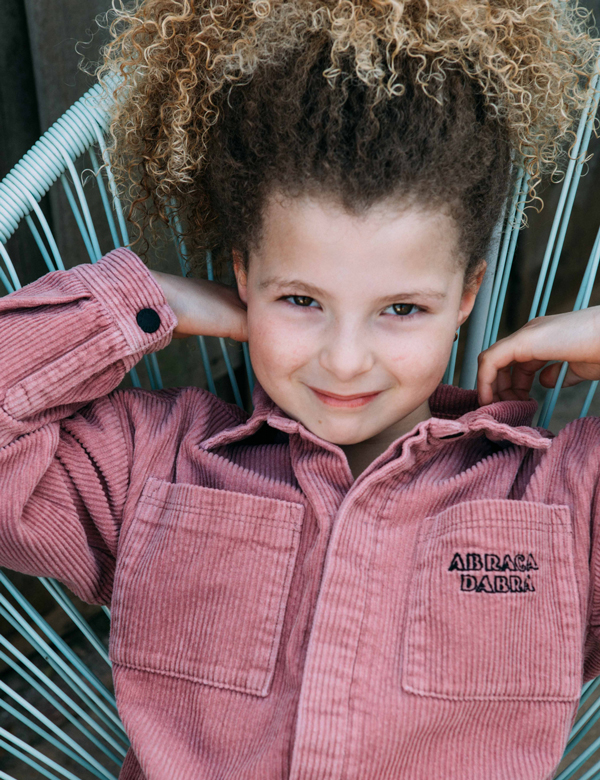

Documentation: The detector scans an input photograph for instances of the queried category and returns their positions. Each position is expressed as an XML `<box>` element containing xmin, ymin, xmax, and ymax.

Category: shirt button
<box><xmin>136</xmin><ymin>308</ymin><xmax>161</xmax><ymax>333</ymax></box>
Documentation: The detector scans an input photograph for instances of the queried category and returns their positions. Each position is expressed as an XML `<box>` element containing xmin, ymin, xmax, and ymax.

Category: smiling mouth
<box><xmin>309</xmin><ymin>387</ymin><xmax>382</xmax><ymax>408</ymax></box>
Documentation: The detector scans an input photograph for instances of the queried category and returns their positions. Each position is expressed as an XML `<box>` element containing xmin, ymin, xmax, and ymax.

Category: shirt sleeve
<box><xmin>0</xmin><ymin>248</ymin><xmax>178</xmax><ymax>604</ymax></box>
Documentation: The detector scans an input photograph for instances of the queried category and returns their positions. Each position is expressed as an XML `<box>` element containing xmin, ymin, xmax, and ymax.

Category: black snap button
<box><xmin>136</xmin><ymin>308</ymin><xmax>161</xmax><ymax>333</ymax></box>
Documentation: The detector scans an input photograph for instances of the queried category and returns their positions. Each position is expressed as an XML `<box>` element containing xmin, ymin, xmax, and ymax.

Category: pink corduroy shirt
<box><xmin>1</xmin><ymin>249</ymin><xmax>600</xmax><ymax>780</ymax></box>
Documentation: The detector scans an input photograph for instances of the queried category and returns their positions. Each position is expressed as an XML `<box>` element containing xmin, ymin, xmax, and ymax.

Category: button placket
<box><xmin>289</xmin><ymin>477</ymin><xmax>395</xmax><ymax>780</ymax></box>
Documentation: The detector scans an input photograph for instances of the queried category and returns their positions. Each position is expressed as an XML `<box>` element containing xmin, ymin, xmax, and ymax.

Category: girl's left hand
<box><xmin>476</xmin><ymin>305</ymin><xmax>600</xmax><ymax>406</ymax></box>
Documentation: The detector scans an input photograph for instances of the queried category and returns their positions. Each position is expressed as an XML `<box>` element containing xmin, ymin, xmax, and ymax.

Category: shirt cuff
<box><xmin>71</xmin><ymin>248</ymin><xmax>178</xmax><ymax>360</ymax></box>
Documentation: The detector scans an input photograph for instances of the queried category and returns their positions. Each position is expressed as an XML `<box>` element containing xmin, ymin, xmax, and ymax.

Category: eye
<box><xmin>284</xmin><ymin>295</ymin><xmax>319</xmax><ymax>308</ymax></box>
<box><xmin>383</xmin><ymin>302</ymin><xmax>420</xmax><ymax>317</ymax></box>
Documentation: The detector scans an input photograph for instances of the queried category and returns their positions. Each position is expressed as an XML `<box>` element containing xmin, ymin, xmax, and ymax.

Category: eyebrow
<box><xmin>259</xmin><ymin>276</ymin><xmax>447</xmax><ymax>302</ymax></box>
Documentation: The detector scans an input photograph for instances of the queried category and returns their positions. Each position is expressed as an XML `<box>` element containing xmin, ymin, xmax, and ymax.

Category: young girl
<box><xmin>2</xmin><ymin>1</ymin><xmax>600</xmax><ymax>778</ymax></box>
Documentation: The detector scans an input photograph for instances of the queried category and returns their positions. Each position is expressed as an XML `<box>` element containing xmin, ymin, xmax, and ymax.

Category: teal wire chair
<box><xmin>0</xmin><ymin>73</ymin><xmax>600</xmax><ymax>779</ymax></box>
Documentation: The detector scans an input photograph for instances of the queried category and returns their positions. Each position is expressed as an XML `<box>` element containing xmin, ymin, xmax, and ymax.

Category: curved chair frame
<box><xmin>1</xmin><ymin>75</ymin><xmax>600</xmax><ymax>779</ymax></box>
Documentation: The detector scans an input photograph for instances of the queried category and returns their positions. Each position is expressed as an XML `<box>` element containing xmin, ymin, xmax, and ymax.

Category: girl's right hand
<box><xmin>149</xmin><ymin>270</ymin><xmax>248</xmax><ymax>342</ymax></box>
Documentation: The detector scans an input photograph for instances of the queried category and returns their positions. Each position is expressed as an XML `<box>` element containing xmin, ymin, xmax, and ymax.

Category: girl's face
<box><xmin>235</xmin><ymin>194</ymin><xmax>482</xmax><ymax>446</ymax></box>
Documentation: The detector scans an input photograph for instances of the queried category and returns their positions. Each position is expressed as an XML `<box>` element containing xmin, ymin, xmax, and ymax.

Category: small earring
<box><xmin>454</xmin><ymin>331</ymin><xmax>459</xmax><ymax>342</ymax></box>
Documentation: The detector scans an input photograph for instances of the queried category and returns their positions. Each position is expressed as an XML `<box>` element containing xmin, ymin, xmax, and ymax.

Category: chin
<box><xmin>305</xmin><ymin>420</ymin><xmax>376</xmax><ymax>446</ymax></box>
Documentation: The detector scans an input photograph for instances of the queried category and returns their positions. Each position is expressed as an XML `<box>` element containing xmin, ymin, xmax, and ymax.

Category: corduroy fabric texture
<box><xmin>1</xmin><ymin>249</ymin><xmax>600</xmax><ymax>780</ymax></box>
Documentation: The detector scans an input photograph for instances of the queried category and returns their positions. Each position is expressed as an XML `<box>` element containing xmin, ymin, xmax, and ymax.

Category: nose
<box><xmin>318</xmin><ymin>319</ymin><xmax>375</xmax><ymax>382</ymax></box>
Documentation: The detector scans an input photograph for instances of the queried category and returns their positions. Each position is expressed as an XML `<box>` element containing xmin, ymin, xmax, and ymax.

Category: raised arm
<box><xmin>0</xmin><ymin>249</ymin><xmax>178</xmax><ymax>602</ymax></box>
<box><xmin>476</xmin><ymin>306</ymin><xmax>600</xmax><ymax>405</ymax></box>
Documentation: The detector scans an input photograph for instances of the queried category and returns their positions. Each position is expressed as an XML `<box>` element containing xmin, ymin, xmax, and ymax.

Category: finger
<box><xmin>538</xmin><ymin>361</ymin><xmax>564</xmax><ymax>388</ymax></box>
<box><xmin>477</xmin><ymin>337</ymin><xmax>520</xmax><ymax>405</ymax></box>
<box><xmin>500</xmin><ymin>359</ymin><xmax>548</xmax><ymax>401</ymax></box>
<box><xmin>494</xmin><ymin>361</ymin><xmax>540</xmax><ymax>402</ymax></box>
<box><xmin>562</xmin><ymin>366</ymin><xmax>587</xmax><ymax>387</ymax></box>
<box><xmin>539</xmin><ymin>362</ymin><xmax>588</xmax><ymax>388</ymax></box>
<box><xmin>495</xmin><ymin>364</ymin><xmax>523</xmax><ymax>402</ymax></box>
<box><xmin>477</xmin><ymin>351</ymin><xmax>499</xmax><ymax>405</ymax></box>
<box><xmin>563</xmin><ymin>362</ymin><xmax>600</xmax><ymax>383</ymax></box>
<box><xmin>477</xmin><ymin>333</ymin><xmax>547</xmax><ymax>404</ymax></box>
<box><xmin>477</xmin><ymin>339</ymin><xmax>521</xmax><ymax>405</ymax></box>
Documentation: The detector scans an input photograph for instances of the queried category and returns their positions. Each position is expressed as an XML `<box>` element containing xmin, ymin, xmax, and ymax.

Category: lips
<box><xmin>313</xmin><ymin>389</ymin><xmax>380</xmax><ymax>400</ymax></box>
<box><xmin>309</xmin><ymin>386</ymin><xmax>382</xmax><ymax>408</ymax></box>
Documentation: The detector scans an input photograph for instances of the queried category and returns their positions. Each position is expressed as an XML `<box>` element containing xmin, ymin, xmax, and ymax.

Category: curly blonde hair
<box><xmin>96</xmin><ymin>0</ymin><xmax>598</xmax><ymax>277</ymax></box>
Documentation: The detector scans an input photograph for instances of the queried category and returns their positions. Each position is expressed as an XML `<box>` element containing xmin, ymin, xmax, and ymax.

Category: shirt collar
<box><xmin>425</xmin><ymin>383</ymin><xmax>551</xmax><ymax>450</ymax></box>
<box><xmin>200</xmin><ymin>382</ymin><xmax>552</xmax><ymax>452</ymax></box>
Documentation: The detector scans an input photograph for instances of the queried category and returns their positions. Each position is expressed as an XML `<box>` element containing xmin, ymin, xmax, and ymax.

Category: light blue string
<box><xmin>242</xmin><ymin>342</ymin><xmax>255</xmax><ymax>395</ymax></box>
<box><xmin>556</xmin><ymin>736</ymin><xmax>600</xmax><ymax>780</ymax></box>
<box><xmin>0</xmin><ymin>682</ymin><xmax>116</xmax><ymax>780</ymax></box>
<box><xmin>0</xmin><ymin>728</ymin><xmax>84</xmax><ymax>780</ymax></box>
<box><xmin>25</xmin><ymin>214</ymin><xmax>57</xmax><ymax>272</ymax></box>
<box><xmin>488</xmin><ymin>175</ymin><xmax>530</xmax><ymax>347</ymax></box>
<box><xmin>24</xmin><ymin>188</ymin><xmax>65</xmax><ymax>270</ymax></box>
<box><xmin>92</xmin><ymin>126</ymin><xmax>129</xmax><ymax>247</ymax></box>
<box><xmin>538</xmin><ymin>221</ymin><xmax>600</xmax><ymax>428</ymax></box>
<box><xmin>39</xmin><ymin>577</ymin><xmax>110</xmax><ymax>665</ymax></box>
<box><xmin>0</xmin><ymin>244</ymin><xmax>17</xmax><ymax>293</ymax></box>
<box><xmin>0</xmin><ymin>236</ymin><xmax>22</xmax><ymax>290</ymax></box>
<box><xmin>579</xmin><ymin>676</ymin><xmax>600</xmax><ymax>704</ymax></box>
<box><xmin>0</xmin><ymin>640</ymin><xmax>125</xmax><ymax>761</ymax></box>
<box><xmin>60</xmin><ymin>175</ymin><xmax>97</xmax><ymax>263</ymax></box>
<box><xmin>0</xmin><ymin>592</ymin><xmax>123</xmax><ymax>736</ymax></box>
<box><xmin>2</xmin><ymin>173</ymin><xmax>64</xmax><ymax>271</ymax></box>
<box><xmin>529</xmin><ymin>62</ymin><xmax>600</xmax><ymax>321</ymax></box>
<box><xmin>0</xmin><ymin>739</ymin><xmax>63</xmax><ymax>780</ymax></box>
<box><xmin>580</xmin><ymin>381</ymin><xmax>599</xmax><ymax>418</ymax></box>
<box><xmin>88</xmin><ymin>147</ymin><xmax>121</xmax><ymax>249</ymax></box>
<box><xmin>481</xmin><ymin>168</ymin><xmax>525</xmax><ymax>351</ymax></box>
<box><xmin>59</xmin><ymin>148</ymin><xmax>103</xmax><ymax>261</ymax></box>
<box><xmin>0</xmin><ymin>573</ymin><xmax>117</xmax><ymax>711</ymax></box>
<box><xmin>565</xmin><ymin>694</ymin><xmax>600</xmax><ymax>754</ymax></box>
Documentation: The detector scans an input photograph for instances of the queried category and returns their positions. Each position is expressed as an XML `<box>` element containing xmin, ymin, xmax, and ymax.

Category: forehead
<box><xmin>251</xmin><ymin>194</ymin><xmax>462</xmax><ymax>291</ymax></box>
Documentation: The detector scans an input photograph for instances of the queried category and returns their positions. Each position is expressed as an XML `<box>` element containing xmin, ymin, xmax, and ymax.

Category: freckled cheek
<box><xmin>247</xmin><ymin>311</ymin><xmax>314</xmax><ymax>378</ymax></box>
<box><xmin>385</xmin><ymin>330</ymin><xmax>451</xmax><ymax>379</ymax></box>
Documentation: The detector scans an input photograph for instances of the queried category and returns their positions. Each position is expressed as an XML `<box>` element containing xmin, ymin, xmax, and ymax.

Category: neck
<box><xmin>340</xmin><ymin>399</ymin><xmax>432</xmax><ymax>480</ymax></box>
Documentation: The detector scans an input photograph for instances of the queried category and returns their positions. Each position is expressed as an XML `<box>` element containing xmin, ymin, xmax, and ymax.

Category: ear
<box><xmin>457</xmin><ymin>260</ymin><xmax>486</xmax><ymax>328</ymax></box>
<box><xmin>232</xmin><ymin>249</ymin><xmax>248</xmax><ymax>305</ymax></box>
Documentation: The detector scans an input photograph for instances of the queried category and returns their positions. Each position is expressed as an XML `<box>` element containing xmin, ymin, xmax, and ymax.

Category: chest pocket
<box><xmin>110</xmin><ymin>477</ymin><xmax>304</xmax><ymax>697</ymax></box>
<box><xmin>400</xmin><ymin>499</ymin><xmax>582</xmax><ymax>701</ymax></box>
